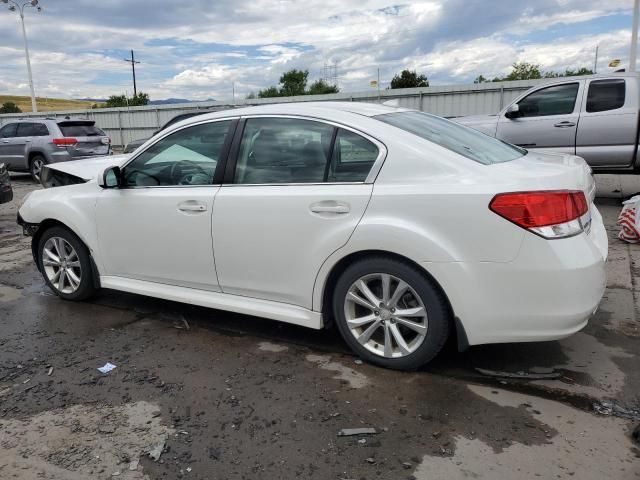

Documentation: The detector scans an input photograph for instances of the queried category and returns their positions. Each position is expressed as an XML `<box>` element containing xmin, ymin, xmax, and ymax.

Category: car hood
<box><xmin>47</xmin><ymin>154</ymin><xmax>131</xmax><ymax>180</ymax></box>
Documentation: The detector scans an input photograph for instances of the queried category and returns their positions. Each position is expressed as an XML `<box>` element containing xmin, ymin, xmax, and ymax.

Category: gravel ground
<box><xmin>0</xmin><ymin>175</ymin><xmax>638</xmax><ymax>480</ymax></box>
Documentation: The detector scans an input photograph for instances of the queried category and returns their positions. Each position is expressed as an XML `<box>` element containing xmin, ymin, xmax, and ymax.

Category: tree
<box><xmin>257</xmin><ymin>86</ymin><xmax>280</xmax><ymax>98</ymax></box>
<box><xmin>390</xmin><ymin>70</ymin><xmax>429</xmax><ymax>89</ymax></box>
<box><xmin>279</xmin><ymin>69</ymin><xmax>308</xmax><ymax>96</ymax></box>
<box><xmin>105</xmin><ymin>92</ymin><xmax>150</xmax><ymax>107</ymax></box>
<box><xmin>484</xmin><ymin>63</ymin><xmax>594</xmax><ymax>83</ymax></box>
<box><xmin>307</xmin><ymin>79</ymin><xmax>339</xmax><ymax>95</ymax></box>
<box><xmin>245</xmin><ymin>91</ymin><xmax>257</xmax><ymax>99</ymax></box>
<box><xmin>0</xmin><ymin>102</ymin><xmax>21</xmax><ymax>114</ymax></box>
<box><xmin>473</xmin><ymin>75</ymin><xmax>488</xmax><ymax>84</ymax></box>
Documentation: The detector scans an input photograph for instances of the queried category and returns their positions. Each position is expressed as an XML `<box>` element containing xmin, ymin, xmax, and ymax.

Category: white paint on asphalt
<box><xmin>413</xmin><ymin>384</ymin><xmax>638</xmax><ymax>480</ymax></box>
<box><xmin>306</xmin><ymin>354</ymin><xmax>369</xmax><ymax>389</ymax></box>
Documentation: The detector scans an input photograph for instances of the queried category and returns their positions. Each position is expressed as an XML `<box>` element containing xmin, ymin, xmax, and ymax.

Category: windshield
<box><xmin>375</xmin><ymin>111</ymin><xmax>526</xmax><ymax>165</ymax></box>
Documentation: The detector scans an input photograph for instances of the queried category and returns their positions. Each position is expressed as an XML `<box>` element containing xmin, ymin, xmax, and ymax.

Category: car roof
<box><xmin>167</xmin><ymin>101</ymin><xmax>410</xmax><ymax>131</ymax></box>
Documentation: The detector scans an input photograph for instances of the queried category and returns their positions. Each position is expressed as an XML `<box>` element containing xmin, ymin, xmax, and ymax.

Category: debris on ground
<box><xmin>338</xmin><ymin>428</ymin><xmax>378</xmax><ymax>436</ymax></box>
<box><xmin>173</xmin><ymin>315</ymin><xmax>190</xmax><ymax>330</ymax></box>
<box><xmin>148</xmin><ymin>439</ymin><xmax>166</xmax><ymax>461</ymax></box>
<box><xmin>97</xmin><ymin>362</ymin><xmax>117</xmax><ymax>374</ymax></box>
<box><xmin>129</xmin><ymin>458</ymin><xmax>139</xmax><ymax>470</ymax></box>
<box><xmin>475</xmin><ymin>367</ymin><xmax>561</xmax><ymax>380</ymax></box>
<box><xmin>593</xmin><ymin>401</ymin><xmax>640</xmax><ymax>420</ymax></box>
<box><xmin>354</xmin><ymin>359</ymin><xmax>363</xmax><ymax>365</ymax></box>
<box><xmin>47</xmin><ymin>366</ymin><xmax>53</xmax><ymax>376</ymax></box>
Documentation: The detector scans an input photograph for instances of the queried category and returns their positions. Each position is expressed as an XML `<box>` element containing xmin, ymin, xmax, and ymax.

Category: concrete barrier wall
<box><xmin>0</xmin><ymin>79</ymin><xmax>544</xmax><ymax>146</ymax></box>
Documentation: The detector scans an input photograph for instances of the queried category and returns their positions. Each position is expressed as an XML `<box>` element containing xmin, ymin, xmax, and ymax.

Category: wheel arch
<box><xmin>31</xmin><ymin>218</ymin><xmax>101</xmax><ymax>288</ymax></box>
<box><xmin>318</xmin><ymin>249</ymin><xmax>464</xmax><ymax>347</ymax></box>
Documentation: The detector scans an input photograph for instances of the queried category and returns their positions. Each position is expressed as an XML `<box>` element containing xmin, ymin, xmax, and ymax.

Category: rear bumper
<box><xmin>425</xmin><ymin>206</ymin><xmax>608</xmax><ymax>346</ymax></box>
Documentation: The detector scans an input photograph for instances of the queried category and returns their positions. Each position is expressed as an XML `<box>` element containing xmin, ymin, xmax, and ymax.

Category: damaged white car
<box><xmin>18</xmin><ymin>102</ymin><xmax>608</xmax><ymax>370</ymax></box>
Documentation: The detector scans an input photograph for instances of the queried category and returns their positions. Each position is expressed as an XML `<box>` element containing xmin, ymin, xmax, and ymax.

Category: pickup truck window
<box><xmin>517</xmin><ymin>83</ymin><xmax>579</xmax><ymax>117</ymax></box>
<box><xmin>375</xmin><ymin>111</ymin><xmax>526</xmax><ymax>165</ymax></box>
<box><xmin>586</xmin><ymin>79</ymin><xmax>625</xmax><ymax>113</ymax></box>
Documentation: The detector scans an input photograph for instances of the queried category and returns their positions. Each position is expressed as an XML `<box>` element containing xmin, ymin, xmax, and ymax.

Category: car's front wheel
<box><xmin>37</xmin><ymin>226</ymin><xmax>96</xmax><ymax>301</ymax></box>
<box><xmin>333</xmin><ymin>257</ymin><xmax>450</xmax><ymax>370</ymax></box>
<box><xmin>30</xmin><ymin>155</ymin><xmax>47</xmax><ymax>183</ymax></box>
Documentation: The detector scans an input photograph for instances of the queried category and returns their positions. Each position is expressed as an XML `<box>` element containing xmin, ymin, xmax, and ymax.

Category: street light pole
<box><xmin>2</xmin><ymin>0</ymin><xmax>41</xmax><ymax>112</ymax></box>
<box><xmin>631</xmin><ymin>0</ymin><xmax>640</xmax><ymax>72</ymax></box>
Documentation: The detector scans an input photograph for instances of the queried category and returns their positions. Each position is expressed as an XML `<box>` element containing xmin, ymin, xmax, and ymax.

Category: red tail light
<box><xmin>52</xmin><ymin>137</ymin><xmax>78</xmax><ymax>146</ymax></box>
<box><xmin>490</xmin><ymin>190</ymin><xmax>589</xmax><ymax>238</ymax></box>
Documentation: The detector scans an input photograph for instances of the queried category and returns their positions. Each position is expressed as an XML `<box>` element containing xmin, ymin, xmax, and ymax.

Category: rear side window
<box><xmin>327</xmin><ymin>129</ymin><xmax>379</xmax><ymax>182</ymax></box>
<box><xmin>0</xmin><ymin>123</ymin><xmax>17</xmax><ymax>138</ymax></box>
<box><xmin>17</xmin><ymin>123</ymin><xmax>49</xmax><ymax>137</ymax></box>
<box><xmin>586</xmin><ymin>79</ymin><xmax>625</xmax><ymax>113</ymax></box>
<box><xmin>234</xmin><ymin>118</ymin><xmax>334</xmax><ymax>184</ymax></box>
<box><xmin>58</xmin><ymin>123</ymin><xmax>105</xmax><ymax>137</ymax></box>
<box><xmin>375</xmin><ymin>111</ymin><xmax>525</xmax><ymax>165</ymax></box>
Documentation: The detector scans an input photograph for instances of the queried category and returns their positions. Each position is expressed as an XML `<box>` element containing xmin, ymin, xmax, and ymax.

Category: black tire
<box><xmin>332</xmin><ymin>256</ymin><xmax>450</xmax><ymax>370</ymax></box>
<box><xmin>30</xmin><ymin>155</ymin><xmax>47</xmax><ymax>183</ymax></box>
<box><xmin>37</xmin><ymin>226</ymin><xmax>97</xmax><ymax>301</ymax></box>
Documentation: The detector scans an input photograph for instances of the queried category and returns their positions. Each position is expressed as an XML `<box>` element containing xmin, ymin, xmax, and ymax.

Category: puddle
<box><xmin>413</xmin><ymin>384</ymin><xmax>637</xmax><ymax>480</ymax></box>
<box><xmin>306</xmin><ymin>354</ymin><xmax>369</xmax><ymax>389</ymax></box>
<box><xmin>0</xmin><ymin>401</ymin><xmax>173</xmax><ymax>479</ymax></box>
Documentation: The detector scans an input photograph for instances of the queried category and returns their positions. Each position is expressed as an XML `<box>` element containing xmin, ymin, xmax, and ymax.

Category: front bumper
<box><xmin>17</xmin><ymin>212</ymin><xmax>38</xmax><ymax>236</ymax></box>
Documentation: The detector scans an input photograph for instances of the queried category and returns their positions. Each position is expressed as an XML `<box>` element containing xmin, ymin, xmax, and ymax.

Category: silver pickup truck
<box><xmin>454</xmin><ymin>73</ymin><xmax>639</xmax><ymax>173</ymax></box>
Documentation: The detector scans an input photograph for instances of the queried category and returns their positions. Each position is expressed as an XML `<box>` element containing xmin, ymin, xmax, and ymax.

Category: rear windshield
<box><xmin>58</xmin><ymin>123</ymin><xmax>105</xmax><ymax>137</ymax></box>
<box><xmin>375</xmin><ymin>111</ymin><xmax>526</xmax><ymax>165</ymax></box>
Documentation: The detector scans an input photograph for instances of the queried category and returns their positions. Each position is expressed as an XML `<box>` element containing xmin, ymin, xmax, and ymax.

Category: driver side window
<box><xmin>123</xmin><ymin>120</ymin><xmax>231</xmax><ymax>187</ymax></box>
<box><xmin>0</xmin><ymin>123</ymin><xmax>17</xmax><ymax>139</ymax></box>
<box><xmin>516</xmin><ymin>83</ymin><xmax>579</xmax><ymax>118</ymax></box>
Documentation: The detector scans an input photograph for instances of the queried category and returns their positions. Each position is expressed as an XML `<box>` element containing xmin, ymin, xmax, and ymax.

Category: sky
<box><xmin>0</xmin><ymin>0</ymin><xmax>635</xmax><ymax>101</ymax></box>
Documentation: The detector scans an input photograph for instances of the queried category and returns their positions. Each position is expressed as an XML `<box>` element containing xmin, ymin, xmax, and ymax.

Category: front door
<box><xmin>496</xmin><ymin>81</ymin><xmax>583</xmax><ymax>155</ymax></box>
<box><xmin>96</xmin><ymin>119</ymin><xmax>234</xmax><ymax>291</ymax></box>
<box><xmin>213</xmin><ymin>117</ymin><xmax>382</xmax><ymax>309</ymax></box>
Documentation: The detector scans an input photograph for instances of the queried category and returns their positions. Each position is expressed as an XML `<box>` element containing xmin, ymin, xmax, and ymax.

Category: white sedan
<box><xmin>17</xmin><ymin>102</ymin><xmax>608</xmax><ymax>370</ymax></box>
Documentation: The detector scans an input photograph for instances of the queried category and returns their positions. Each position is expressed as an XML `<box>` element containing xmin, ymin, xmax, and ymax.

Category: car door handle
<box><xmin>554</xmin><ymin>121</ymin><xmax>576</xmax><ymax>128</ymax></box>
<box><xmin>177</xmin><ymin>201</ymin><xmax>207</xmax><ymax>213</ymax></box>
<box><xmin>310</xmin><ymin>201</ymin><xmax>350</xmax><ymax>214</ymax></box>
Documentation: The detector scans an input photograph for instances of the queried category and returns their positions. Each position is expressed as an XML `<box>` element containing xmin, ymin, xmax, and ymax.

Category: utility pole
<box><xmin>123</xmin><ymin>50</ymin><xmax>140</xmax><ymax>97</ymax></box>
<box><xmin>377</xmin><ymin>68</ymin><xmax>381</xmax><ymax>100</ymax></box>
<box><xmin>2</xmin><ymin>0</ymin><xmax>42</xmax><ymax>112</ymax></box>
<box><xmin>631</xmin><ymin>0</ymin><xmax>639</xmax><ymax>72</ymax></box>
<box><xmin>594</xmin><ymin>45</ymin><xmax>599</xmax><ymax>74</ymax></box>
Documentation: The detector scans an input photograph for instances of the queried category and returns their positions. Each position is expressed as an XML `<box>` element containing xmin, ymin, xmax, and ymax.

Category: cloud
<box><xmin>0</xmin><ymin>0</ymin><xmax>634</xmax><ymax>101</ymax></box>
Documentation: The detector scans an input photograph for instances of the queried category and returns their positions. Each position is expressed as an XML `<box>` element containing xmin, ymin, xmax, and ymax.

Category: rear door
<box><xmin>576</xmin><ymin>78</ymin><xmax>637</xmax><ymax>168</ymax></box>
<box><xmin>212</xmin><ymin>116</ymin><xmax>383</xmax><ymax>309</ymax></box>
<box><xmin>0</xmin><ymin>123</ymin><xmax>20</xmax><ymax>169</ymax></box>
<box><xmin>57</xmin><ymin>121</ymin><xmax>110</xmax><ymax>157</ymax></box>
<box><xmin>496</xmin><ymin>81</ymin><xmax>584</xmax><ymax>154</ymax></box>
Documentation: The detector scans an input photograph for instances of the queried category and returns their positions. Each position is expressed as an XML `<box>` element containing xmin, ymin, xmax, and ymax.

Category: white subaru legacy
<box><xmin>17</xmin><ymin>102</ymin><xmax>607</xmax><ymax>370</ymax></box>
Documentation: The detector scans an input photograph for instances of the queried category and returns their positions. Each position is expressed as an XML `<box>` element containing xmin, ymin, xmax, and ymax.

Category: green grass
<box><xmin>0</xmin><ymin>95</ymin><xmax>104</xmax><ymax>113</ymax></box>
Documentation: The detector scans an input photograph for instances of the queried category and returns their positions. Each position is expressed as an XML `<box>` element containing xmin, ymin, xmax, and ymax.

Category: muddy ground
<box><xmin>0</xmin><ymin>176</ymin><xmax>638</xmax><ymax>480</ymax></box>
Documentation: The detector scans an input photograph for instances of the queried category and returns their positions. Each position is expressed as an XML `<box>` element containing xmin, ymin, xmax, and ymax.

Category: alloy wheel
<box><xmin>42</xmin><ymin>237</ymin><xmax>82</xmax><ymax>294</ymax></box>
<box><xmin>344</xmin><ymin>273</ymin><xmax>428</xmax><ymax>358</ymax></box>
<box><xmin>32</xmin><ymin>158</ymin><xmax>44</xmax><ymax>181</ymax></box>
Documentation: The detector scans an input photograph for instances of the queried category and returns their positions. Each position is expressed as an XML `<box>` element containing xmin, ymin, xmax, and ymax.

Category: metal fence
<box><xmin>0</xmin><ymin>79</ymin><xmax>544</xmax><ymax>147</ymax></box>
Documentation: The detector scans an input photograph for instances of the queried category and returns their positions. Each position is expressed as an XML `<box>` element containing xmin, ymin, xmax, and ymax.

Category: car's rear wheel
<box><xmin>30</xmin><ymin>155</ymin><xmax>46</xmax><ymax>183</ymax></box>
<box><xmin>37</xmin><ymin>226</ymin><xmax>96</xmax><ymax>301</ymax></box>
<box><xmin>333</xmin><ymin>257</ymin><xmax>450</xmax><ymax>370</ymax></box>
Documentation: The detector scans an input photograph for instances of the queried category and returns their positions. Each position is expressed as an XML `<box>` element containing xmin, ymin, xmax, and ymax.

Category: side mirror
<box><xmin>98</xmin><ymin>166</ymin><xmax>121</xmax><ymax>189</ymax></box>
<box><xmin>505</xmin><ymin>103</ymin><xmax>520</xmax><ymax>119</ymax></box>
